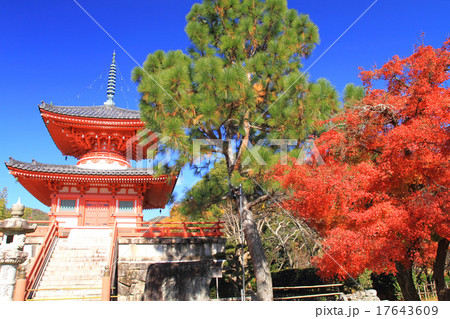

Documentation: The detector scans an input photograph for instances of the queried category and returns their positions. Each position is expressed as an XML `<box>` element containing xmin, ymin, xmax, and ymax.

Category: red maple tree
<box><xmin>273</xmin><ymin>38</ymin><xmax>450</xmax><ymax>300</ymax></box>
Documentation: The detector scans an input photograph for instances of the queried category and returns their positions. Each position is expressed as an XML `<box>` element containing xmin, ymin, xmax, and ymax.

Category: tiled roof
<box><xmin>6</xmin><ymin>158</ymin><xmax>160</xmax><ymax>177</ymax></box>
<box><xmin>39</xmin><ymin>102</ymin><xmax>141</xmax><ymax>119</ymax></box>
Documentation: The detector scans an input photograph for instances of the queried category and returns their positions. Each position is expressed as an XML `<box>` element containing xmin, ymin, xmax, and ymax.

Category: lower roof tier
<box><xmin>5</xmin><ymin>158</ymin><xmax>177</xmax><ymax>209</ymax></box>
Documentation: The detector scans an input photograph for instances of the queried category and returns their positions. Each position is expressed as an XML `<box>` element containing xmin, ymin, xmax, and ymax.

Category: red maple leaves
<box><xmin>273</xmin><ymin>38</ymin><xmax>450</xmax><ymax>280</ymax></box>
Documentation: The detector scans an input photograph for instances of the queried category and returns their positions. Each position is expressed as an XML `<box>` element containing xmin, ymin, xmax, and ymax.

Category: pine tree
<box><xmin>133</xmin><ymin>0</ymin><xmax>339</xmax><ymax>300</ymax></box>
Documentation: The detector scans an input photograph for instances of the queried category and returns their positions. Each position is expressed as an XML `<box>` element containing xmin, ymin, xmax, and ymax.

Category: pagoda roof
<box><xmin>6</xmin><ymin>158</ymin><xmax>159</xmax><ymax>176</ymax></box>
<box><xmin>5</xmin><ymin>158</ymin><xmax>177</xmax><ymax>209</ymax></box>
<box><xmin>39</xmin><ymin>101</ymin><xmax>149</xmax><ymax>160</ymax></box>
<box><xmin>39</xmin><ymin>102</ymin><xmax>141</xmax><ymax>120</ymax></box>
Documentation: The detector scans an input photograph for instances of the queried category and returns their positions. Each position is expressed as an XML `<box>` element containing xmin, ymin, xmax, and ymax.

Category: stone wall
<box><xmin>339</xmin><ymin>289</ymin><xmax>381</xmax><ymax>301</ymax></box>
<box><xmin>23</xmin><ymin>237</ymin><xmax>44</xmax><ymax>271</ymax></box>
<box><xmin>151</xmin><ymin>261</ymin><xmax>211</xmax><ymax>300</ymax></box>
<box><xmin>117</xmin><ymin>237</ymin><xmax>225</xmax><ymax>301</ymax></box>
<box><xmin>117</xmin><ymin>262</ymin><xmax>148</xmax><ymax>301</ymax></box>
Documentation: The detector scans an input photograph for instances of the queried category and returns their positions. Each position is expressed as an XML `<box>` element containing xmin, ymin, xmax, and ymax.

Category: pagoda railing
<box><xmin>25</xmin><ymin>219</ymin><xmax>59</xmax><ymax>300</ymax></box>
<box><xmin>102</xmin><ymin>220</ymin><xmax>118</xmax><ymax>301</ymax></box>
<box><xmin>20</xmin><ymin>220</ymin><xmax>225</xmax><ymax>239</ymax></box>
<box><xmin>113</xmin><ymin>220</ymin><xmax>224</xmax><ymax>238</ymax></box>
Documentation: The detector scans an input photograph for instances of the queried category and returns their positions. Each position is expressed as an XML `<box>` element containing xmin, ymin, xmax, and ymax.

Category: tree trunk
<box><xmin>395</xmin><ymin>262</ymin><xmax>420</xmax><ymax>301</ymax></box>
<box><xmin>433</xmin><ymin>237</ymin><xmax>450</xmax><ymax>301</ymax></box>
<box><xmin>241</xmin><ymin>197</ymin><xmax>273</xmax><ymax>300</ymax></box>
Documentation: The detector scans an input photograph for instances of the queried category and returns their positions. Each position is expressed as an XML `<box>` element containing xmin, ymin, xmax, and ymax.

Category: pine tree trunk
<box><xmin>395</xmin><ymin>262</ymin><xmax>420</xmax><ymax>301</ymax></box>
<box><xmin>433</xmin><ymin>238</ymin><xmax>450</xmax><ymax>301</ymax></box>
<box><xmin>241</xmin><ymin>197</ymin><xmax>273</xmax><ymax>301</ymax></box>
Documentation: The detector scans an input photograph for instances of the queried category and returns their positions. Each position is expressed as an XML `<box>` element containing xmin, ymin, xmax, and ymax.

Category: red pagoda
<box><xmin>5</xmin><ymin>53</ymin><xmax>177</xmax><ymax>227</ymax></box>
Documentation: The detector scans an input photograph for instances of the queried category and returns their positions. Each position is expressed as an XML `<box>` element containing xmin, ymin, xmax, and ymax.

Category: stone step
<box><xmin>33</xmin><ymin>290</ymin><xmax>102</xmax><ymax>300</ymax></box>
<box><xmin>56</xmin><ymin>246</ymin><xmax>109</xmax><ymax>250</ymax></box>
<box><xmin>38</xmin><ymin>282</ymin><xmax>103</xmax><ymax>289</ymax></box>
<box><xmin>38</xmin><ymin>277</ymin><xmax>103</xmax><ymax>283</ymax></box>
<box><xmin>52</xmin><ymin>250</ymin><xmax>108</xmax><ymax>254</ymax></box>
<box><xmin>48</xmin><ymin>258</ymin><xmax>107</xmax><ymax>263</ymax></box>
<box><xmin>39</xmin><ymin>279</ymin><xmax>102</xmax><ymax>285</ymax></box>
<box><xmin>46</xmin><ymin>257</ymin><xmax>107</xmax><ymax>262</ymax></box>
<box><xmin>44</xmin><ymin>261</ymin><xmax>106</xmax><ymax>266</ymax></box>
<box><xmin>62</xmin><ymin>241</ymin><xmax>110</xmax><ymax>245</ymax></box>
<box><xmin>51</xmin><ymin>253</ymin><xmax>108</xmax><ymax>258</ymax></box>
<box><xmin>41</xmin><ymin>271</ymin><xmax>105</xmax><ymax>277</ymax></box>
<box><xmin>33</xmin><ymin>286</ymin><xmax>102</xmax><ymax>292</ymax></box>
<box><xmin>41</xmin><ymin>271</ymin><xmax>105</xmax><ymax>279</ymax></box>
<box><xmin>52</xmin><ymin>249</ymin><xmax>108</xmax><ymax>253</ymax></box>
<box><xmin>42</xmin><ymin>272</ymin><xmax>105</xmax><ymax>279</ymax></box>
<box><xmin>45</xmin><ymin>264</ymin><xmax>107</xmax><ymax>271</ymax></box>
<box><xmin>49</xmin><ymin>258</ymin><xmax>108</xmax><ymax>262</ymax></box>
<box><xmin>50</xmin><ymin>254</ymin><xmax>108</xmax><ymax>259</ymax></box>
<box><xmin>56</xmin><ymin>242</ymin><xmax>109</xmax><ymax>250</ymax></box>
<box><xmin>38</xmin><ymin>278</ymin><xmax>103</xmax><ymax>285</ymax></box>
<box><xmin>32</xmin><ymin>227</ymin><xmax>113</xmax><ymax>300</ymax></box>
<box><xmin>58</xmin><ymin>245</ymin><xmax>109</xmax><ymax>249</ymax></box>
<box><xmin>53</xmin><ymin>249</ymin><xmax>108</xmax><ymax>252</ymax></box>
<box><xmin>33</xmin><ymin>296</ymin><xmax>101</xmax><ymax>299</ymax></box>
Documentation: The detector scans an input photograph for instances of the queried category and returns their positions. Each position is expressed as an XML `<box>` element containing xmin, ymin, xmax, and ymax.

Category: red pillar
<box><xmin>13</xmin><ymin>268</ymin><xmax>27</xmax><ymax>301</ymax></box>
<box><xmin>101</xmin><ymin>268</ymin><xmax>111</xmax><ymax>301</ymax></box>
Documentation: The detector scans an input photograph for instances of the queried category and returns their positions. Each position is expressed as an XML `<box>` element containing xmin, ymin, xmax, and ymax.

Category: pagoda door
<box><xmin>84</xmin><ymin>201</ymin><xmax>109</xmax><ymax>226</ymax></box>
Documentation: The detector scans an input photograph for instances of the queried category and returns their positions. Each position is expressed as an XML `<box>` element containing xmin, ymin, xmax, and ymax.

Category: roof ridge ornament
<box><xmin>104</xmin><ymin>51</ymin><xmax>116</xmax><ymax>107</ymax></box>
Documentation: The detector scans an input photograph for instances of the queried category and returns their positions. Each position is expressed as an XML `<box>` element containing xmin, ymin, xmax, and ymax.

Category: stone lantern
<box><xmin>0</xmin><ymin>199</ymin><xmax>36</xmax><ymax>301</ymax></box>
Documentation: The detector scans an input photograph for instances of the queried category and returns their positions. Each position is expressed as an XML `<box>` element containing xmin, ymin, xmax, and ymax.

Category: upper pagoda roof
<box><xmin>39</xmin><ymin>102</ymin><xmax>141</xmax><ymax>120</ymax></box>
<box><xmin>39</xmin><ymin>101</ymin><xmax>148</xmax><ymax>160</ymax></box>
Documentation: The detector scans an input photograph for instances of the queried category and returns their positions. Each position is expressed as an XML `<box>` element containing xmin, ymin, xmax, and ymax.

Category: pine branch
<box><xmin>244</xmin><ymin>194</ymin><xmax>271</xmax><ymax>211</ymax></box>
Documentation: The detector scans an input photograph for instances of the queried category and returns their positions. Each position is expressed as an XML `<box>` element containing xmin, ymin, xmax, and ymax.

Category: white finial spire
<box><xmin>105</xmin><ymin>51</ymin><xmax>116</xmax><ymax>106</ymax></box>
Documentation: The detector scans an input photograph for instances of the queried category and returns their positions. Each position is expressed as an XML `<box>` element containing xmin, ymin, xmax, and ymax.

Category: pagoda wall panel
<box><xmin>115</xmin><ymin>217</ymin><xmax>137</xmax><ymax>228</ymax></box>
<box><xmin>56</xmin><ymin>216</ymin><xmax>78</xmax><ymax>227</ymax></box>
<box><xmin>99</xmin><ymin>187</ymin><xmax>109</xmax><ymax>194</ymax></box>
<box><xmin>70</xmin><ymin>187</ymin><xmax>80</xmax><ymax>193</ymax></box>
<box><xmin>86</xmin><ymin>187</ymin><xmax>98</xmax><ymax>194</ymax></box>
<box><xmin>60</xmin><ymin>186</ymin><xmax>70</xmax><ymax>193</ymax></box>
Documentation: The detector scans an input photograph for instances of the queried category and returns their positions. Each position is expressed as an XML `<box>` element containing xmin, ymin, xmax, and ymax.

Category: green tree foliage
<box><xmin>179</xmin><ymin>160</ymin><xmax>229</xmax><ymax>221</ymax></box>
<box><xmin>0</xmin><ymin>188</ymin><xmax>49</xmax><ymax>221</ymax></box>
<box><xmin>343</xmin><ymin>83</ymin><xmax>365</xmax><ymax>108</ymax></box>
<box><xmin>23</xmin><ymin>207</ymin><xmax>49</xmax><ymax>221</ymax></box>
<box><xmin>134</xmin><ymin>0</ymin><xmax>339</xmax><ymax>300</ymax></box>
<box><xmin>0</xmin><ymin>188</ymin><xmax>10</xmax><ymax>220</ymax></box>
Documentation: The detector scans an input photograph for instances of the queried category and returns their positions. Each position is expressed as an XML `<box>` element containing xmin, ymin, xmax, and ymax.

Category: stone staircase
<box><xmin>31</xmin><ymin>228</ymin><xmax>112</xmax><ymax>301</ymax></box>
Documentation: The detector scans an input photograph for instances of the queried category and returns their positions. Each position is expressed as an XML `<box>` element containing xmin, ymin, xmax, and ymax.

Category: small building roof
<box><xmin>39</xmin><ymin>102</ymin><xmax>141</xmax><ymax>120</ymax></box>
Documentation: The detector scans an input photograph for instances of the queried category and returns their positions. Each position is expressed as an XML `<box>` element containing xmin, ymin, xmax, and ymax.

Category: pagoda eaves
<box><xmin>39</xmin><ymin>102</ymin><xmax>152</xmax><ymax>162</ymax></box>
<box><xmin>6</xmin><ymin>158</ymin><xmax>177</xmax><ymax>210</ymax></box>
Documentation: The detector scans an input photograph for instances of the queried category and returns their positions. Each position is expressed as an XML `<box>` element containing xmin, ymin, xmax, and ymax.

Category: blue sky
<box><xmin>0</xmin><ymin>0</ymin><xmax>449</xmax><ymax>220</ymax></box>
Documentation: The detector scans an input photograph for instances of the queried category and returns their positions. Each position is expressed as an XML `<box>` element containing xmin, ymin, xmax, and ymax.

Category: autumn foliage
<box><xmin>273</xmin><ymin>39</ymin><xmax>450</xmax><ymax>287</ymax></box>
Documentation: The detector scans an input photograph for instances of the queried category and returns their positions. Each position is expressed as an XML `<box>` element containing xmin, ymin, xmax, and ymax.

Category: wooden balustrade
<box><xmin>19</xmin><ymin>220</ymin><xmax>224</xmax><ymax>239</ymax></box>
<box><xmin>24</xmin><ymin>220</ymin><xmax>59</xmax><ymax>300</ymax></box>
<box><xmin>113</xmin><ymin>220</ymin><xmax>224</xmax><ymax>238</ymax></box>
<box><xmin>102</xmin><ymin>220</ymin><xmax>118</xmax><ymax>301</ymax></box>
